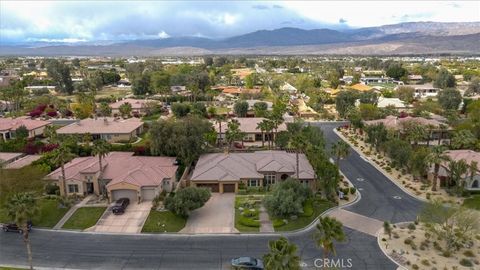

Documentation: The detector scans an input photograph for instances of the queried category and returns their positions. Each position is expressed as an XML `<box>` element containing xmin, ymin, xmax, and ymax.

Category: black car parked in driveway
<box><xmin>112</xmin><ymin>198</ymin><xmax>130</xmax><ymax>214</ymax></box>
<box><xmin>2</xmin><ymin>221</ymin><xmax>32</xmax><ymax>233</ymax></box>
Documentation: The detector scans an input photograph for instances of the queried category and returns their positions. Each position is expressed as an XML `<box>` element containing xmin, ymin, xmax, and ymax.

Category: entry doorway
<box><xmin>86</xmin><ymin>182</ymin><xmax>94</xmax><ymax>194</ymax></box>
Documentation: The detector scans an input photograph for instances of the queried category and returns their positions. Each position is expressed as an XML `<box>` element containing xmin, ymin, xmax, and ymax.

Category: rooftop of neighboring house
<box><xmin>376</xmin><ymin>97</ymin><xmax>406</xmax><ymax>108</ymax></box>
<box><xmin>0</xmin><ymin>116</ymin><xmax>50</xmax><ymax>132</ymax></box>
<box><xmin>4</xmin><ymin>154</ymin><xmax>42</xmax><ymax>169</ymax></box>
<box><xmin>109</xmin><ymin>98</ymin><xmax>159</xmax><ymax>110</ymax></box>
<box><xmin>213</xmin><ymin>117</ymin><xmax>287</xmax><ymax>134</ymax></box>
<box><xmin>46</xmin><ymin>152</ymin><xmax>178</xmax><ymax>188</ymax></box>
<box><xmin>442</xmin><ymin>150</ymin><xmax>480</xmax><ymax>170</ymax></box>
<box><xmin>170</xmin><ymin>85</ymin><xmax>186</xmax><ymax>92</ymax></box>
<box><xmin>408</xmin><ymin>75</ymin><xmax>423</xmax><ymax>80</ymax></box>
<box><xmin>218</xmin><ymin>86</ymin><xmax>261</xmax><ymax>95</ymax></box>
<box><xmin>399</xmin><ymin>83</ymin><xmax>440</xmax><ymax>90</ymax></box>
<box><xmin>191</xmin><ymin>151</ymin><xmax>315</xmax><ymax>182</ymax></box>
<box><xmin>56</xmin><ymin>117</ymin><xmax>143</xmax><ymax>135</ymax></box>
<box><xmin>0</xmin><ymin>152</ymin><xmax>24</xmax><ymax>164</ymax></box>
<box><xmin>350</xmin><ymin>83</ymin><xmax>373</xmax><ymax>92</ymax></box>
<box><xmin>364</xmin><ymin>115</ymin><xmax>446</xmax><ymax>130</ymax></box>
<box><xmin>245</xmin><ymin>100</ymin><xmax>273</xmax><ymax>110</ymax></box>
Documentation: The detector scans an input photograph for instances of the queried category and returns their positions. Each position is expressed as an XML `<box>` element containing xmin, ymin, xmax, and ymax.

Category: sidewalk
<box><xmin>327</xmin><ymin>209</ymin><xmax>383</xmax><ymax>236</ymax></box>
<box><xmin>259</xmin><ymin>205</ymin><xmax>274</xmax><ymax>233</ymax></box>
<box><xmin>53</xmin><ymin>195</ymin><xmax>93</xmax><ymax>230</ymax></box>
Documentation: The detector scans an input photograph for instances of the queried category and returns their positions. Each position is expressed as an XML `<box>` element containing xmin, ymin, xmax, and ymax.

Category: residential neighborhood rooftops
<box><xmin>365</xmin><ymin>115</ymin><xmax>446</xmax><ymax>130</ymax></box>
<box><xmin>191</xmin><ymin>151</ymin><xmax>315</xmax><ymax>182</ymax></box>
<box><xmin>214</xmin><ymin>117</ymin><xmax>287</xmax><ymax>134</ymax></box>
<box><xmin>109</xmin><ymin>98</ymin><xmax>158</xmax><ymax>110</ymax></box>
<box><xmin>0</xmin><ymin>117</ymin><xmax>50</xmax><ymax>132</ymax></box>
<box><xmin>4</xmin><ymin>154</ymin><xmax>42</xmax><ymax>169</ymax></box>
<box><xmin>350</xmin><ymin>83</ymin><xmax>373</xmax><ymax>92</ymax></box>
<box><xmin>0</xmin><ymin>152</ymin><xmax>24</xmax><ymax>163</ymax></box>
<box><xmin>219</xmin><ymin>86</ymin><xmax>261</xmax><ymax>95</ymax></box>
<box><xmin>443</xmin><ymin>150</ymin><xmax>480</xmax><ymax>168</ymax></box>
<box><xmin>46</xmin><ymin>152</ymin><xmax>178</xmax><ymax>188</ymax></box>
<box><xmin>57</xmin><ymin>117</ymin><xmax>143</xmax><ymax>135</ymax></box>
<box><xmin>376</xmin><ymin>97</ymin><xmax>407</xmax><ymax>108</ymax></box>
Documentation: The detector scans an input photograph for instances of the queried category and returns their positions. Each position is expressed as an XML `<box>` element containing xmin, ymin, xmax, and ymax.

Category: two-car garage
<box><xmin>111</xmin><ymin>189</ymin><xmax>138</xmax><ymax>203</ymax></box>
<box><xmin>194</xmin><ymin>182</ymin><xmax>237</xmax><ymax>193</ymax></box>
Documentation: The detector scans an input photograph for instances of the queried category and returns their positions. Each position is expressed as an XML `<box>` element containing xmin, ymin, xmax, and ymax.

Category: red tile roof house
<box><xmin>108</xmin><ymin>98</ymin><xmax>160</xmax><ymax>116</ymax></box>
<box><xmin>46</xmin><ymin>152</ymin><xmax>178</xmax><ymax>203</ymax></box>
<box><xmin>0</xmin><ymin>116</ymin><xmax>51</xmax><ymax>141</ymax></box>
<box><xmin>56</xmin><ymin>117</ymin><xmax>143</xmax><ymax>143</ymax></box>
<box><xmin>214</xmin><ymin>117</ymin><xmax>287</xmax><ymax>143</ymax></box>
<box><xmin>428</xmin><ymin>150</ymin><xmax>480</xmax><ymax>191</ymax></box>
<box><xmin>364</xmin><ymin>115</ymin><xmax>450</xmax><ymax>144</ymax></box>
<box><xmin>190</xmin><ymin>151</ymin><xmax>315</xmax><ymax>193</ymax></box>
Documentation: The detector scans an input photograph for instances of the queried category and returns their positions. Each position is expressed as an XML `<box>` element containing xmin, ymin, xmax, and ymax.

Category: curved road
<box><xmin>0</xmin><ymin>122</ymin><xmax>423</xmax><ymax>270</ymax></box>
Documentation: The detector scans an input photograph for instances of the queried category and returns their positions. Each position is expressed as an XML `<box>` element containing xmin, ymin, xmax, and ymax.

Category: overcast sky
<box><xmin>1</xmin><ymin>1</ymin><xmax>479</xmax><ymax>43</ymax></box>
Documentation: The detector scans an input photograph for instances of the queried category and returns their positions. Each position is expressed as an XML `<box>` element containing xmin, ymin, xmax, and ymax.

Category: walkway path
<box><xmin>258</xmin><ymin>205</ymin><xmax>274</xmax><ymax>233</ymax></box>
<box><xmin>53</xmin><ymin>195</ymin><xmax>93</xmax><ymax>230</ymax></box>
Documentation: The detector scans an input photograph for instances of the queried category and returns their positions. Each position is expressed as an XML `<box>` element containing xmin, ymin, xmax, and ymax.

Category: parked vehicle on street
<box><xmin>231</xmin><ymin>257</ymin><xmax>264</xmax><ymax>269</ymax></box>
<box><xmin>112</xmin><ymin>198</ymin><xmax>130</xmax><ymax>215</ymax></box>
<box><xmin>2</xmin><ymin>221</ymin><xmax>32</xmax><ymax>233</ymax></box>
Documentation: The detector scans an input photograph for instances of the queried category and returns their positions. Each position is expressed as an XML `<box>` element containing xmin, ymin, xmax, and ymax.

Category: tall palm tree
<box><xmin>290</xmin><ymin>133</ymin><xmax>307</xmax><ymax>180</ymax></box>
<box><xmin>215</xmin><ymin>114</ymin><xmax>226</xmax><ymax>146</ymax></box>
<box><xmin>468</xmin><ymin>161</ymin><xmax>478</xmax><ymax>189</ymax></box>
<box><xmin>225</xmin><ymin>119</ymin><xmax>244</xmax><ymax>152</ymax></box>
<box><xmin>92</xmin><ymin>139</ymin><xmax>111</xmax><ymax>195</ymax></box>
<box><xmin>331</xmin><ymin>141</ymin><xmax>350</xmax><ymax>166</ymax></box>
<box><xmin>263</xmin><ymin>237</ymin><xmax>301</xmax><ymax>270</ymax></box>
<box><xmin>313</xmin><ymin>216</ymin><xmax>346</xmax><ymax>259</ymax></box>
<box><xmin>426</xmin><ymin>146</ymin><xmax>450</xmax><ymax>191</ymax></box>
<box><xmin>6</xmin><ymin>192</ymin><xmax>39</xmax><ymax>270</ymax></box>
<box><xmin>448</xmin><ymin>159</ymin><xmax>468</xmax><ymax>195</ymax></box>
<box><xmin>264</xmin><ymin>119</ymin><xmax>275</xmax><ymax>149</ymax></box>
<box><xmin>51</xmin><ymin>145</ymin><xmax>76</xmax><ymax>197</ymax></box>
<box><xmin>257</xmin><ymin>119</ymin><xmax>269</xmax><ymax>148</ymax></box>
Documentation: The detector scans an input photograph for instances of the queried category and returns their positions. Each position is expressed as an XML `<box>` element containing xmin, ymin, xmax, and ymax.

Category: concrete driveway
<box><xmin>90</xmin><ymin>201</ymin><xmax>151</xmax><ymax>233</ymax></box>
<box><xmin>181</xmin><ymin>193</ymin><xmax>237</xmax><ymax>234</ymax></box>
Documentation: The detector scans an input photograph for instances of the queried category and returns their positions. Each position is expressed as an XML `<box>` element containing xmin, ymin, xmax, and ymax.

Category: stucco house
<box><xmin>214</xmin><ymin>117</ymin><xmax>287</xmax><ymax>143</ymax></box>
<box><xmin>190</xmin><ymin>151</ymin><xmax>315</xmax><ymax>193</ymax></box>
<box><xmin>56</xmin><ymin>117</ymin><xmax>143</xmax><ymax>143</ymax></box>
<box><xmin>429</xmin><ymin>150</ymin><xmax>480</xmax><ymax>191</ymax></box>
<box><xmin>0</xmin><ymin>117</ymin><xmax>51</xmax><ymax>141</ymax></box>
<box><xmin>46</xmin><ymin>152</ymin><xmax>178</xmax><ymax>202</ymax></box>
<box><xmin>109</xmin><ymin>98</ymin><xmax>160</xmax><ymax>116</ymax></box>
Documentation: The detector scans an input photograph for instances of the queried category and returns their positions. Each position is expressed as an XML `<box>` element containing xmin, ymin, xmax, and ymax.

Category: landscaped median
<box><xmin>62</xmin><ymin>207</ymin><xmax>106</xmax><ymax>230</ymax></box>
<box><xmin>141</xmin><ymin>210</ymin><xmax>186</xmax><ymax>233</ymax></box>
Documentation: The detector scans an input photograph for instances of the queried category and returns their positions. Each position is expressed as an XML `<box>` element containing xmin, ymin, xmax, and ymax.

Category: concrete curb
<box><xmin>333</xmin><ymin>128</ymin><xmax>427</xmax><ymax>203</ymax></box>
<box><xmin>376</xmin><ymin>223</ymin><xmax>411</xmax><ymax>270</ymax></box>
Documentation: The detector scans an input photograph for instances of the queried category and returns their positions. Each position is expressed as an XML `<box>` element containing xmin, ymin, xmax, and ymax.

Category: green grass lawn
<box><xmin>0</xmin><ymin>198</ymin><xmax>70</xmax><ymax>228</ymax></box>
<box><xmin>141</xmin><ymin>113</ymin><xmax>161</xmax><ymax>122</ymax></box>
<box><xmin>62</xmin><ymin>207</ymin><xmax>106</xmax><ymax>230</ymax></box>
<box><xmin>142</xmin><ymin>210</ymin><xmax>186</xmax><ymax>233</ymax></box>
<box><xmin>0</xmin><ymin>267</ymin><xmax>28</xmax><ymax>270</ymax></box>
<box><xmin>463</xmin><ymin>195</ymin><xmax>480</xmax><ymax>210</ymax></box>
<box><xmin>234</xmin><ymin>196</ymin><xmax>261</xmax><ymax>232</ymax></box>
<box><xmin>274</xmin><ymin>198</ymin><xmax>336</xmax><ymax>232</ymax></box>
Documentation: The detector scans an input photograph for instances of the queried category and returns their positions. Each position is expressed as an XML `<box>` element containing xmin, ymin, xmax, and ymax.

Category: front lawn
<box><xmin>141</xmin><ymin>113</ymin><xmax>161</xmax><ymax>122</ymax></box>
<box><xmin>142</xmin><ymin>210</ymin><xmax>186</xmax><ymax>233</ymax></box>
<box><xmin>234</xmin><ymin>196</ymin><xmax>261</xmax><ymax>232</ymax></box>
<box><xmin>62</xmin><ymin>207</ymin><xmax>106</xmax><ymax>230</ymax></box>
<box><xmin>463</xmin><ymin>195</ymin><xmax>480</xmax><ymax>210</ymax></box>
<box><xmin>274</xmin><ymin>197</ymin><xmax>335</xmax><ymax>232</ymax></box>
<box><xmin>31</xmin><ymin>198</ymin><xmax>71</xmax><ymax>228</ymax></box>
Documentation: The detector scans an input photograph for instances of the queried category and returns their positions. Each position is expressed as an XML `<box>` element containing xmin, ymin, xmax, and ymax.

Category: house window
<box><xmin>264</xmin><ymin>173</ymin><xmax>276</xmax><ymax>186</ymax></box>
<box><xmin>248</xmin><ymin>179</ymin><xmax>259</xmax><ymax>187</ymax></box>
<box><xmin>300</xmin><ymin>180</ymin><xmax>309</xmax><ymax>187</ymax></box>
<box><xmin>68</xmin><ymin>184</ymin><xmax>79</xmax><ymax>193</ymax></box>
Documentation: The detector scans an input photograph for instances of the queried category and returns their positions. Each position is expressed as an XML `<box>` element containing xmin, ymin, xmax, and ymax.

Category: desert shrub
<box><xmin>463</xmin><ymin>250</ymin><xmax>475</xmax><ymax>257</ymax></box>
<box><xmin>459</xmin><ymin>259</ymin><xmax>473</xmax><ymax>267</ymax></box>
<box><xmin>408</xmin><ymin>223</ymin><xmax>416</xmax><ymax>230</ymax></box>
<box><xmin>349</xmin><ymin>187</ymin><xmax>356</xmax><ymax>194</ymax></box>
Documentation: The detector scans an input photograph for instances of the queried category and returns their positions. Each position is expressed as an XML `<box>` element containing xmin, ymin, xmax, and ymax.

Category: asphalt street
<box><xmin>0</xmin><ymin>122</ymin><xmax>424</xmax><ymax>270</ymax></box>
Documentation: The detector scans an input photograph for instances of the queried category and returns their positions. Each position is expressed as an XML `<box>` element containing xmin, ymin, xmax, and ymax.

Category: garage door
<box><xmin>196</xmin><ymin>183</ymin><xmax>219</xmax><ymax>192</ymax></box>
<box><xmin>223</xmin><ymin>184</ymin><xmax>235</xmax><ymax>193</ymax></box>
<box><xmin>141</xmin><ymin>188</ymin><xmax>156</xmax><ymax>201</ymax></box>
<box><xmin>111</xmin><ymin>189</ymin><xmax>137</xmax><ymax>203</ymax></box>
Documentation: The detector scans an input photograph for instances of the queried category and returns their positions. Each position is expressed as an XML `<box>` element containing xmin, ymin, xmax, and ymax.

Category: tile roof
<box><xmin>365</xmin><ymin>115</ymin><xmax>445</xmax><ymax>130</ymax></box>
<box><xmin>109</xmin><ymin>98</ymin><xmax>159</xmax><ymax>110</ymax></box>
<box><xmin>0</xmin><ymin>152</ymin><xmax>24</xmax><ymax>163</ymax></box>
<box><xmin>57</xmin><ymin>117</ymin><xmax>143</xmax><ymax>135</ymax></box>
<box><xmin>191</xmin><ymin>151</ymin><xmax>315</xmax><ymax>182</ymax></box>
<box><xmin>350</xmin><ymin>83</ymin><xmax>373</xmax><ymax>92</ymax></box>
<box><xmin>4</xmin><ymin>155</ymin><xmax>42</xmax><ymax>169</ymax></box>
<box><xmin>213</xmin><ymin>117</ymin><xmax>287</xmax><ymax>134</ymax></box>
<box><xmin>0</xmin><ymin>117</ymin><xmax>50</xmax><ymax>132</ymax></box>
<box><xmin>46</xmin><ymin>152</ymin><xmax>177</xmax><ymax>188</ymax></box>
<box><xmin>444</xmin><ymin>150</ymin><xmax>480</xmax><ymax>169</ymax></box>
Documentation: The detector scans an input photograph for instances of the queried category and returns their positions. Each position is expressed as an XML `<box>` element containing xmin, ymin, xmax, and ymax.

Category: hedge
<box><xmin>301</xmin><ymin>199</ymin><xmax>314</xmax><ymax>217</ymax></box>
<box><xmin>239</xmin><ymin>216</ymin><xmax>260</xmax><ymax>227</ymax></box>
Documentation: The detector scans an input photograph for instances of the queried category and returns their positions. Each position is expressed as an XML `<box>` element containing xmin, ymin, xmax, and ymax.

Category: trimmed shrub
<box><xmin>459</xmin><ymin>259</ymin><xmax>473</xmax><ymax>267</ymax></box>
<box><xmin>239</xmin><ymin>216</ymin><xmax>260</xmax><ymax>227</ymax></box>
<box><xmin>301</xmin><ymin>199</ymin><xmax>314</xmax><ymax>217</ymax></box>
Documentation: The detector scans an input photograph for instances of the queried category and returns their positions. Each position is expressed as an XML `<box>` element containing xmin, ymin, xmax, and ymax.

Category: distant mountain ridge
<box><xmin>1</xmin><ymin>21</ymin><xmax>479</xmax><ymax>56</ymax></box>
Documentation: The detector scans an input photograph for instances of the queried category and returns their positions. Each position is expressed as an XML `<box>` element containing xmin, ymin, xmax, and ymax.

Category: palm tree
<box><xmin>468</xmin><ymin>161</ymin><xmax>478</xmax><ymax>190</ymax></box>
<box><xmin>290</xmin><ymin>133</ymin><xmax>307</xmax><ymax>180</ymax></box>
<box><xmin>263</xmin><ymin>237</ymin><xmax>301</xmax><ymax>270</ymax></box>
<box><xmin>6</xmin><ymin>192</ymin><xmax>39</xmax><ymax>270</ymax></box>
<box><xmin>331</xmin><ymin>141</ymin><xmax>350</xmax><ymax>166</ymax></box>
<box><xmin>448</xmin><ymin>159</ymin><xmax>468</xmax><ymax>195</ymax></box>
<box><xmin>264</xmin><ymin>119</ymin><xmax>275</xmax><ymax>149</ymax></box>
<box><xmin>257</xmin><ymin>120</ymin><xmax>269</xmax><ymax>148</ymax></box>
<box><xmin>51</xmin><ymin>145</ymin><xmax>76</xmax><ymax>197</ymax></box>
<box><xmin>313</xmin><ymin>216</ymin><xmax>346</xmax><ymax>259</ymax></box>
<box><xmin>215</xmin><ymin>114</ymin><xmax>226</xmax><ymax>146</ymax></box>
<box><xmin>426</xmin><ymin>146</ymin><xmax>450</xmax><ymax>191</ymax></box>
<box><xmin>225</xmin><ymin>119</ymin><xmax>244</xmax><ymax>152</ymax></box>
<box><xmin>383</xmin><ymin>221</ymin><xmax>392</xmax><ymax>239</ymax></box>
<box><xmin>92</xmin><ymin>139</ymin><xmax>111</xmax><ymax>195</ymax></box>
